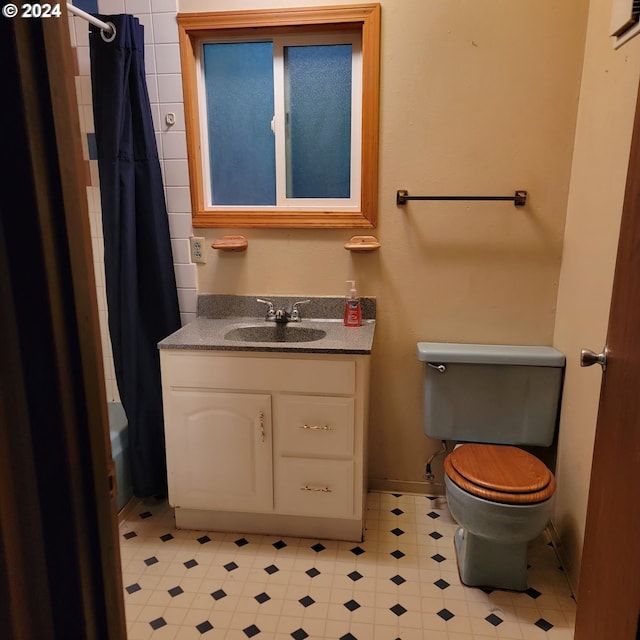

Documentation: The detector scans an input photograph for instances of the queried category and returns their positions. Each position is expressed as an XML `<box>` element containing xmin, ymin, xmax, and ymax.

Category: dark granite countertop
<box><xmin>158</xmin><ymin>295</ymin><xmax>376</xmax><ymax>355</ymax></box>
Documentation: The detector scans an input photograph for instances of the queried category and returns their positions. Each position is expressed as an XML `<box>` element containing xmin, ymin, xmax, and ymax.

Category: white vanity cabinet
<box><xmin>159</xmin><ymin>349</ymin><xmax>370</xmax><ymax>541</ymax></box>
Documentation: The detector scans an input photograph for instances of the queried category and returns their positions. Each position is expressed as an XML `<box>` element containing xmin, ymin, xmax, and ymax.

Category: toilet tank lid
<box><xmin>417</xmin><ymin>342</ymin><xmax>566</xmax><ymax>367</ymax></box>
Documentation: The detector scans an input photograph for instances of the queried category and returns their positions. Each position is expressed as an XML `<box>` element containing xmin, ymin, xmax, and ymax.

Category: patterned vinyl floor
<box><xmin>119</xmin><ymin>491</ymin><xmax>575</xmax><ymax>640</ymax></box>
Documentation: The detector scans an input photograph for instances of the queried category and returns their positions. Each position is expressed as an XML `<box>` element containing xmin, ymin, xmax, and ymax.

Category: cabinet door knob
<box><xmin>259</xmin><ymin>411</ymin><xmax>266</xmax><ymax>442</ymax></box>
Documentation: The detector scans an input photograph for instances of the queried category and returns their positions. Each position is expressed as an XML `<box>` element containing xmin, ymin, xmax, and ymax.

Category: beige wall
<box><xmin>182</xmin><ymin>0</ymin><xmax>588</xmax><ymax>492</ymax></box>
<box><xmin>552</xmin><ymin>0</ymin><xmax>640</xmax><ymax>593</ymax></box>
<box><xmin>86</xmin><ymin>0</ymin><xmax>640</xmax><ymax>598</ymax></box>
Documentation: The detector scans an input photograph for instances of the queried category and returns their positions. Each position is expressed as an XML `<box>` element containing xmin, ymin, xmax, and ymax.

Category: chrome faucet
<box><xmin>274</xmin><ymin>308</ymin><xmax>289</xmax><ymax>324</ymax></box>
<box><xmin>256</xmin><ymin>298</ymin><xmax>310</xmax><ymax>323</ymax></box>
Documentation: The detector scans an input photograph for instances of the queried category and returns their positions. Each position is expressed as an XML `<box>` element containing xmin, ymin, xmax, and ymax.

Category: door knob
<box><xmin>580</xmin><ymin>347</ymin><xmax>608</xmax><ymax>371</ymax></box>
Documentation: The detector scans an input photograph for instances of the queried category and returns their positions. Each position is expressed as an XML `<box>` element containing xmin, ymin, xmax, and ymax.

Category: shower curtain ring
<box><xmin>100</xmin><ymin>21</ymin><xmax>117</xmax><ymax>43</ymax></box>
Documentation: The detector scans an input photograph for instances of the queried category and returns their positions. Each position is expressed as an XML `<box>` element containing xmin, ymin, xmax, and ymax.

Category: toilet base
<box><xmin>453</xmin><ymin>526</ymin><xmax>528</xmax><ymax>592</ymax></box>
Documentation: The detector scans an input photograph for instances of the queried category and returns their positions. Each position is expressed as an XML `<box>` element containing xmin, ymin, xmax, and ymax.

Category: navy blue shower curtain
<box><xmin>89</xmin><ymin>15</ymin><xmax>181</xmax><ymax>497</ymax></box>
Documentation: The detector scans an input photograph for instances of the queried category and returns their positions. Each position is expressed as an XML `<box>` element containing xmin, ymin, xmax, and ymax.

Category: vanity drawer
<box><xmin>275</xmin><ymin>458</ymin><xmax>354</xmax><ymax>518</ymax></box>
<box><xmin>275</xmin><ymin>395</ymin><xmax>354</xmax><ymax>457</ymax></box>
<box><xmin>161</xmin><ymin>352</ymin><xmax>355</xmax><ymax>395</ymax></box>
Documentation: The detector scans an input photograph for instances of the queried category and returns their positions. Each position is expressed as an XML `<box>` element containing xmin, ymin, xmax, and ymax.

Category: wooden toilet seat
<box><xmin>444</xmin><ymin>444</ymin><xmax>556</xmax><ymax>504</ymax></box>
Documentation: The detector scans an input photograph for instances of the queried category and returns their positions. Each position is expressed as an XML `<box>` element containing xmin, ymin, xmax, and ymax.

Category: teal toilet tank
<box><xmin>417</xmin><ymin>343</ymin><xmax>565</xmax><ymax>446</ymax></box>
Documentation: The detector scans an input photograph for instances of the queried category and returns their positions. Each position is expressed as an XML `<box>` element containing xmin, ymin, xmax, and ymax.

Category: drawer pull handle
<box><xmin>259</xmin><ymin>411</ymin><xmax>265</xmax><ymax>442</ymax></box>
<box><xmin>300</xmin><ymin>485</ymin><xmax>332</xmax><ymax>493</ymax></box>
<box><xmin>300</xmin><ymin>424</ymin><xmax>332</xmax><ymax>431</ymax></box>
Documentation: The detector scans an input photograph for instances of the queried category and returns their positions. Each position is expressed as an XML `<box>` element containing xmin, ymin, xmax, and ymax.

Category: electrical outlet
<box><xmin>190</xmin><ymin>236</ymin><xmax>206</xmax><ymax>264</ymax></box>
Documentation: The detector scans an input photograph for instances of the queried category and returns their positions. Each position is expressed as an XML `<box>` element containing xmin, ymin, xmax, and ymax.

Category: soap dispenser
<box><xmin>343</xmin><ymin>280</ymin><xmax>362</xmax><ymax>327</ymax></box>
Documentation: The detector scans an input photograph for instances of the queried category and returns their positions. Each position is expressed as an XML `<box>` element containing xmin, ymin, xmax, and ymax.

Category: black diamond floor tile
<box><xmin>273</xmin><ymin>540</ymin><xmax>287</xmax><ymax>550</ymax></box>
<box><xmin>434</xmin><ymin>578</ymin><xmax>449</xmax><ymax>590</ymax></box>
<box><xmin>310</xmin><ymin>543</ymin><xmax>326</xmax><ymax>552</ymax></box>
<box><xmin>344</xmin><ymin>599</ymin><xmax>360</xmax><ymax>611</ymax></box>
<box><xmin>486</xmin><ymin>613</ymin><xmax>503</xmax><ymax>626</ymax></box>
<box><xmin>159</xmin><ymin>533</ymin><xmax>174</xmax><ymax>542</ymax></box>
<box><xmin>149</xmin><ymin>617</ymin><xmax>166</xmax><ymax>630</ymax></box>
<box><xmin>197</xmin><ymin>535</ymin><xmax>211</xmax><ymax>544</ymax></box>
<box><xmin>243</xmin><ymin>624</ymin><xmax>260</xmax><ymax>637</ymax></box>
<box><xmin>390</xmin><ymin>603</ymin><xmax>407</xmax><ymax>616</ymax></box>
<box><xmin>348</xmin><ymin>570</ymin><xmax>363</xmax><ymax>581</ymax></box>
<box><xmin>437</xmin><ymin>608</ymin><xmax>454</xmax><ymax>621</ymax></box>
<box><xmin>224</xmin><ymin>561</ymin><xmax>238</xmax><ymax>572</ymax></box>
<box><xmin>125</xmin><ymin>583</ymin><xmax>141</xmax><ymax>594</ymax></box>
<box><xmin>196</xmin><ymin>620</ymin><xmax>213</xmax><ymax>634</ymax></box>
<box><xmin>535</xmin><ymin>618</ymin><xmax>554</xmax><ymax>631</ymax></box>
<box><xmin>254</xmin><ymin>592</ymin><xmax>270</xmax><ymax>604</ymax></box>
<box><xmin>211</xmin><ymin>589</ymin><xmax>227</xmax><ymax>600</ymax></box>
<box><xmin>390</xmin><ymin>549</ymin><xmax>405</xmax><ymax>559</ymax></box>
<box><xmin>350</xmin><ymin>545</ymin><xmax>365</xmax><ymax>555</ymax></box>
<box><xmin>184</xmin><ymin>559</ymin><xmax>198</xmax><ymax>569</ymax></box>
<box><xmin>299</xmin><ymin>595</ymin><xmax>315</xmax><ymax>608</ymax></box>
<box><xmin>235</xmin><ymin>537</ymin><xmax>249</xmax><ymax>547</ymax></box>
<box><xmin>265</xmin><ymin>564</ymin><xmax>279</xmax><ymax>575</ymax></box>
<box><xmin>291</xmin><ymin>630</ymin><xmax>309</xmax><ymax>640</ymax></box>
<box><xmin>168</xmin><ymin>585</ymin><xmax>183</xmax><ymax>597</ymax></box>
<box><xmin>305</xmin><ymin>567</ymin><xmax>320</xmax><ymax>578</ymax></box>
<box><xmin>390</xmin><ymin>574</ymin><xmax>405</xmax><ymax>585</ymax></box>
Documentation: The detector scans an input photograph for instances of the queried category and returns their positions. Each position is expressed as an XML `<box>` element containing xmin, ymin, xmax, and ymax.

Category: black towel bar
<box><xmin>396</xmin><ymin>190</ymin><xmax>527</xmax><ymax>207</ymax></box>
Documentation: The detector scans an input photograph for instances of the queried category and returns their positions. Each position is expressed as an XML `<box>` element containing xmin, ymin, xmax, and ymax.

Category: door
<box><xmin>166</xmin><ymin>391</ymin><xmax>273</xmax><ymax>512</ymax></box>
<box><xmin>574</xmin><ymin>78</ymin><xmax>640</xmax><ymax>639</ymax></box>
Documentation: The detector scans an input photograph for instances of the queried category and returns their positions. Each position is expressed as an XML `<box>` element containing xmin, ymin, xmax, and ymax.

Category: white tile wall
<box><xmin>70</xmin><ymin>0</ymin><xmax>197</xmax><ymax>401</ymax></box>
<box><xmin>156</xmin><ymin>73</ymin><xmax>184</xmax><ymax>103</ymax></box>
<box><xmin>152</xmin><ymin>13</ymin><xmax>179</xmax><ymax>43</ymax></box>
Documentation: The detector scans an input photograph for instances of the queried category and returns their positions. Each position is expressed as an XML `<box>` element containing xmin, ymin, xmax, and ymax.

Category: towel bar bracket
<box><xmin>396</xmin><ymin>190</ymin><xmax>527</xmax><ymax>207</ymax></box>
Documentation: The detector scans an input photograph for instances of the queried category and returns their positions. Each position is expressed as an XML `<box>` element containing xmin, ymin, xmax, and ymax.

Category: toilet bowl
<box><xmin>417</xmin><ymin>342</ymin><xmax>565</xmax><ymax>592</ymax></box>
<box><xmin>443</xmin><ymin>443</ymin><xmax>555</xmax><ymax>591</ymax></box>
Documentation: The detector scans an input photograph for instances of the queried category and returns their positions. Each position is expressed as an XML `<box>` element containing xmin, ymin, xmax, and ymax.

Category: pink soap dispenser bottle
<box><xmin>343</xmin><ymin>280</ymin><xmax>362</xmax><ymax>327</ymax></box>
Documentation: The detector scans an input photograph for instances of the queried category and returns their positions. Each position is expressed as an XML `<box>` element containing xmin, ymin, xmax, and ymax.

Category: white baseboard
<box><xmin>368</xmin><ymin>478</ymin><xmax>445</xmax><ymax>496</ymax></box>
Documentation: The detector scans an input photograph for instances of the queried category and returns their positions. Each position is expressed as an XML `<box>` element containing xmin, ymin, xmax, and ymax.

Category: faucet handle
<box><xmin>256</xmin><ymin>298</ymin><xmax>276</xmax><ymax>319</ymax></box>
<box><xmin>291</xmin><ymin>299</ymin><xmax>311</xmax><ymax>321</ymax></box>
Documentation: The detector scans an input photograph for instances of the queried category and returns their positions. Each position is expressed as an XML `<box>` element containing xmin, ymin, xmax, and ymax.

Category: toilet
<box><xmin>417</xmin><ymin>342</ymin><xmax>565</xmax><ymax>591</ymax></box>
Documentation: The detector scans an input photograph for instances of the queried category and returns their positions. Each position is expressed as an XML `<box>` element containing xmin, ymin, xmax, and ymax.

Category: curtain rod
<box><xmin>67</xmin><ymin>2</ymin><xmax>115</xmax><ymax>36</ymax></box>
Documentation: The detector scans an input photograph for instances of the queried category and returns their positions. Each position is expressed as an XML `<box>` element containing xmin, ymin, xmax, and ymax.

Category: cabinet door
<box><xmin>165</xmin><ymin>391</ymin><xmax>272</xmax><ymax>512</ymax></box>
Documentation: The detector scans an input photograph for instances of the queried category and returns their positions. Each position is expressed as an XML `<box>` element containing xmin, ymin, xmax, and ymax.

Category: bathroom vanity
<box><xmin>158</xmin><ymin>295</ymin><xmax>375</xmax><ymax>541</ymax></box>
